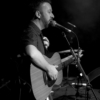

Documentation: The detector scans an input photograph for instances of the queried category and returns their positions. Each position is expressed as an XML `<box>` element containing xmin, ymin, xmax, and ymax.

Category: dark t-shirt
<box><xmin>22</xmin><ymin>22</ymin><xmax>45</xmax><ymax>55</ymax></box>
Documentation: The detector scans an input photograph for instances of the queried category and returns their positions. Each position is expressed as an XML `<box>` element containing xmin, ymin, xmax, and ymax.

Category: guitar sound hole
<box><xmin>44</xmin><ymin>73</ymin><xmax>56</xmax><ymax>87</ymax></box>
<box><xmin>47</xmin><ymin>79</ymin><xmax>56</xmax><ymax>87</ymax></box>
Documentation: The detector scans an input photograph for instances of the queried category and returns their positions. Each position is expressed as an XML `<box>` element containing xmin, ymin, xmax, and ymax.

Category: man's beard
<box><xmin>44</xmin><ymin>21</ymin><xmax>49</xmax><ymax>28</ymax></box>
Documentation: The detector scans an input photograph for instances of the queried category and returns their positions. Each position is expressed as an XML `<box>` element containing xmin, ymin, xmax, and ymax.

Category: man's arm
<box><xmin>25</xmin><ymin>44</ymin><xmax>58</xmax><ymax>80</ymax></box>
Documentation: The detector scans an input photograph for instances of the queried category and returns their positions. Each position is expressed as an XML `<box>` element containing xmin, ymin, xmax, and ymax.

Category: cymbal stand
<box><xmin>15</xmin><ymin>54</ymin><xmax>32</xmax><ymax>100</ymax></box>
<box><xmin>62</xmin><ymin>31</ymin><xmax>98</xmax><ymax>100</ymax></box>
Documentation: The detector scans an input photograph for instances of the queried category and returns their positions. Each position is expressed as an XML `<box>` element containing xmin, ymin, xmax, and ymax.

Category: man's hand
<box><xmin>47</xmin><ymin>65</ymin><xmax>58</xmax><ymax>80</ymax></box>
<box><xmin>43</xmin><ymin>36</ymin><xmax>50</xmax><ymax>49</ymax></box>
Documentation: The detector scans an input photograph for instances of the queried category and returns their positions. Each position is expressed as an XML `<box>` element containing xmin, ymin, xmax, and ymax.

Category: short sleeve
<box><xmin>20</xmin><ymin>25</ymin><xmax>45</xmax><ymax>54</ymax></box>
<box><xmin>21</xmin><ymin>29</ymin><xmax>38</xmax><ymax>52</ymax></box>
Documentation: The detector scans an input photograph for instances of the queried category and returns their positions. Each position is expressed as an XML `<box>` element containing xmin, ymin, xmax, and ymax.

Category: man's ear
<box><xmin>35</xmin><ymin>11</ymin><xmax>41</xmax><ymax>19</ymax></box>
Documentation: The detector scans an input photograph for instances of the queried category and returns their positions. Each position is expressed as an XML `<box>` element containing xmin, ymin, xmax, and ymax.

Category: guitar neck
<box><xmin>56</xmin><ymin>55</ymin><xmax>74</xmax><ymax>71</ymax></box>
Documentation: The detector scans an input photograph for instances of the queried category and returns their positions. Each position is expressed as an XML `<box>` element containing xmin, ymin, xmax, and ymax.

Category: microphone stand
<box><xmin>62</xmin><ymin>31</ymin><xmax>98</xmax><ymax>100</ymax></box>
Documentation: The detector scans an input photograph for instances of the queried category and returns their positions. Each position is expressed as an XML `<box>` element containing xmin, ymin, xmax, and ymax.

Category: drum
<box><xmin>88</xmin><ymin>67</ymin><xmax>100</xmax><ymax>83</ymax></box>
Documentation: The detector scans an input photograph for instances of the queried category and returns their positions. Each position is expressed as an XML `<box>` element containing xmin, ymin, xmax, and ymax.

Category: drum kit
<box><xmin>0</xmin><ymin>48</ymin><xmax>100</xmax><ymax>100</ymax></box>
<box><xmin>51</xmin><ymin>50</ymin><xmax>100</xmax><ymax>100</ymax></box>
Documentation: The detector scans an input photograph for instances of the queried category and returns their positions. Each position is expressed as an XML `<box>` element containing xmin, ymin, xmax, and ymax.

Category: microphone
<box><xmin>67</xmin><ymin>22</ymin><xmax>76</xmax><ymax>27</ymax></box>
<box><xmin>50</xmin><ymin>20</ymin><xmax>72</xmax><ymax>32</ymax></box>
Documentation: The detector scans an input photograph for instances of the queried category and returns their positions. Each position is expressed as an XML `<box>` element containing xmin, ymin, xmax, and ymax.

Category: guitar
<box><xmin>30</xmin><ymin>52</ymin><xmax>74</xmax><ymax>100</ymax></box>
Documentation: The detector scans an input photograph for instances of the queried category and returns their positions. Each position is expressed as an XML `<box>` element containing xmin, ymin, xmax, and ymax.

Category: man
<box><xmin>25</xmin><ymin>0</ymin><xmax>58</xmax><ymax>83</ymax></box>
<box><xmin>21</xmin><ymin>0</ymin><xmax>58</xmax><ymax>100</ymax></box>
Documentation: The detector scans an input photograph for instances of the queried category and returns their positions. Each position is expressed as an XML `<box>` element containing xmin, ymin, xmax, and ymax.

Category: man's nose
<box><xmin>52</xmin><ymin>13</ymin><xmax>55</xmax><ymax>18</ymax></box>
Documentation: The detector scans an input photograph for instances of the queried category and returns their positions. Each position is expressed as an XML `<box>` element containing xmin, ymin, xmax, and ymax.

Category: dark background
<box><xmin>1</xmin><ymin>0</ymin><xmax>100</xmax><ymax>92</ymax></box>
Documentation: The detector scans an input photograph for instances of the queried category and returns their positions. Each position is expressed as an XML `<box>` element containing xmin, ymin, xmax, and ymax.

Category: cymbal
<box><xmin>59</xmin><ymin>49</ymin><xmax>83</xmax><ymax>53</ymax></box>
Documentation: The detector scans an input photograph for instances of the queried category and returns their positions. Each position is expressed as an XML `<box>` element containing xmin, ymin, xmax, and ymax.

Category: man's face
<box><xmin>39</xmin><ymin>2</ymin><xmax>54</xmax><ymax>28</ymax></box>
